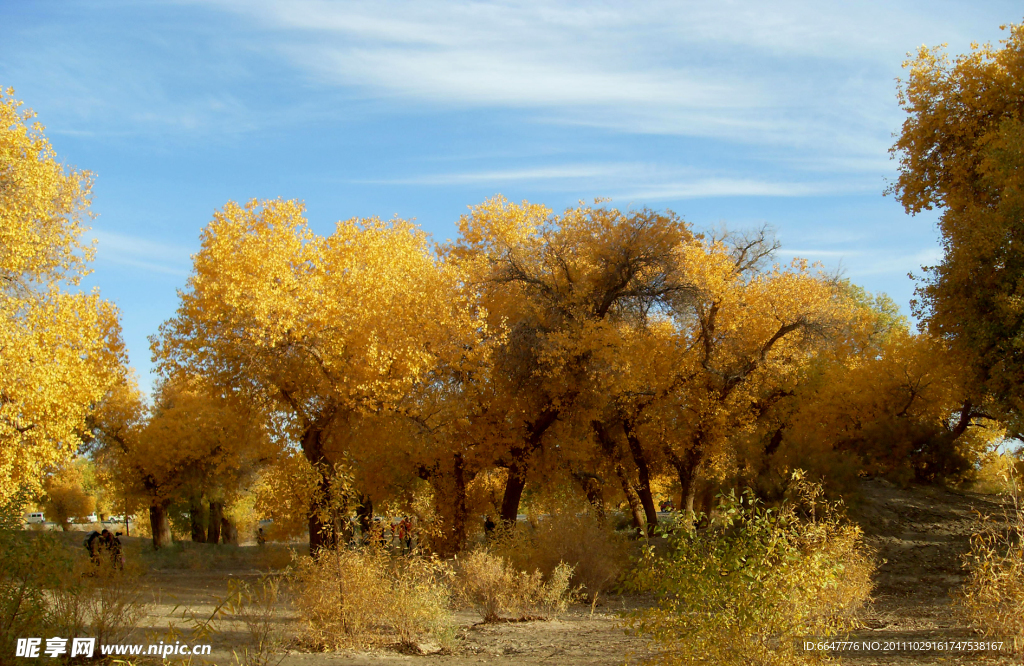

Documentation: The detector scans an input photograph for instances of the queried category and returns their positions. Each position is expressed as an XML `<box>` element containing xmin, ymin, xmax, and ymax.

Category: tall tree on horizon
<box><xmin>890</xmin><ymin>22</ymin><xmax>1023</xmax><ymax>436</ymax></box>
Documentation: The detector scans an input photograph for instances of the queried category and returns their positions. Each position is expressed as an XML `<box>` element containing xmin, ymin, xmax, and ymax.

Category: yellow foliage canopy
<box><xmin>0</xmin><ymin>89</ymin><xmax>125</xmax><ymax>501</ymax></box>
<box><xmin>891</xmin><ymin>23</ymin><xmax>1024</xmax><ymax>428</ymax></box>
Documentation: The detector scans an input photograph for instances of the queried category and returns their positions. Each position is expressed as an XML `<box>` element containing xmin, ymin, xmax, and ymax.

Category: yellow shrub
<box><xmin>291</xmin><ymin>546</ymin><xmax>453</xmax><ymax>649</ymax></box>
<box><xmin>490</xmin><ymin>511</ymin><xmax>628</xmax><ymax>602</ymax></box>
<box><xmin>0</xmin><ymin>530</ymin><xmax>147</xmax><ymax>662</ymax></box>
<box><xmin>956</xmin><ymin>468</ymin><xmax>1024</xmax><ymax>652</ymax></box>
<box><xmin>456</xmin><ymin>549</ymin><xmax>575</xmax><ymax>622</ymax></box>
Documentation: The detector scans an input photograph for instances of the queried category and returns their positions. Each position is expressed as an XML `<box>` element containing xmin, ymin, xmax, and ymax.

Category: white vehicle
<box><xmin>24</xmin><ymin>512</ymin><xmax>45</xmax><ymax>524</ymax></box>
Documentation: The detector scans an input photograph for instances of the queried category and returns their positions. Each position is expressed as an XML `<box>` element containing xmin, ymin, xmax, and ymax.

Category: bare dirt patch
<box><xmin>841</xmin><ymin>478</ymin><xmax>1019</xmax><ymax>665</ymax></box>
<box><xmin>132</xmin><ymin>569</ymin><xmax>651</xmax><ymax>666</ymax></box>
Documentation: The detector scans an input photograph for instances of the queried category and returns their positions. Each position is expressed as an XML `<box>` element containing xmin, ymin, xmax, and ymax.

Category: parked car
<box><xmin>24</xmin><ymin>512</ymin><xmax>45</xmax><ymax>524</ymax></box>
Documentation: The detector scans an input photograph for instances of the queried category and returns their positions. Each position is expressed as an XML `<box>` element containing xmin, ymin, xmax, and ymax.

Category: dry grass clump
<box><xmin>0</xmin><ymin>528</ymin><xmax>147</xmax><ymax>662</ymax></box>
<box><xmin>625</xmin><ymin>474</ymin><xmax>874</xmax><ymax>666</ymax></box>
<box><xmin>224</xmin><ymin>575</ymin><xmax>287</xmax><ymax>666</ymax></box>
<box><xmin>956</xmin><ymin>469</ymin><xmax>1024</xmax><ymax>652</ymax></box>
<box><xmin>456</xmin><ymin>549</ymin><xmax>575</xmax><ymax>622</ymax></box>
<box><xmin>490</xmin><ymin>510</ymin><xmax>629</xmax><ymax>603</ymax></box>
<box><xmin>291</xmin><ymin>546</ymin><xmax>454</xmax><ymax>650</ymax></box>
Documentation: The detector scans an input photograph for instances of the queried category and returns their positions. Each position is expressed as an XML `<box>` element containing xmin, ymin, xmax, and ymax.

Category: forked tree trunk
<box><xmin>614</xmin><ymin>464</ymin><xmax>646</xmax><ymax>537</ymax></box>
<box><xmin>499</xmin><ymin>409</ymin><xmax>560</xmax><ymax>524</ymax></box>
<box><xmin>623</xmin><ymin>421</ymin><xmax>658</xmax><ymax>531</ymax></box>
<box><xmin>573</xmin><ymin>472</ymin><xmax>606</xmax><ymax>523</ymax></box>
<box><xmin>208</xmin><ymin>500</ymin><xmax>223</xmax><ymax>544</ymax></box>
<box><xmin>150</xmin><ymin>500</ymin><xmax>173</xmax><ymax>550</ymax></box>
<box><xmin>189</xmin><ymin>495</ymin><xmax>206</xmax><ymax>543</ymax></box>
<box><xmin>593</xmin><ymin>420</ymin><xmax>648</xmax><ymax>536</ymax></box>
<box><xmin>670</xmin><ymin>437</ymin><xmax>705</xmax><ymax>519</ymax></box>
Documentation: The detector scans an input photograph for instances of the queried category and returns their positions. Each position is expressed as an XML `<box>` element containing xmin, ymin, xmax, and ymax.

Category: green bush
<box><xmin>625</xmin><ymin>477</ymin><xmax>874</xmax><ymax>666</ymax></box>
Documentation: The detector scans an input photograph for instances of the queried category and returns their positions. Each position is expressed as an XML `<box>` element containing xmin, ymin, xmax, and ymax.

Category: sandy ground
<box><xmin>133</xmin><ymin>570</ymin><xmax>653</xmax><ymax>666</ymax></box>
<box><xmin>118</xmin><ymin>479</ymin><xmax>1021</xmax><ymax>665</ymax></box>
<box><xmin>841</xmin><ymin>479</ymin><xmax>1019</xmax><ymax>665</ymax></box>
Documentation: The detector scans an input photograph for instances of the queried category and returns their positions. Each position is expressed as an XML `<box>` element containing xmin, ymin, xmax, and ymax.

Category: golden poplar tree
<box><xmin>92</xmin><ymin>372</ymin><xmax>273</xmax><ymax>549</ymax></box>
<box><xmin>154</xmin><ymin>199</ymin><xmax>482</xmax><ymax>551</ymax></box>
<box><xmin>890</xmin><ymin>22</ymin><xmax>1024</xmax><ymax>432</ymax></box>
<box><xmin>645</xmin><ymin>234</ymin><xmax>849</xmax><ymax>514</ymax></box>
<box><xmin>41</xmin><ymin>462</ymin><xmax>96</xmax><ymax>531</ymax></box>
<box><xmin>445</xmin><ymin>196</ymin><xmax>691</xmax><ymax>524</ymax></box>
<box><xmin>0</xmin><ymin>89</ymin><xmax>126</xmax><ymax>502</ymax></box>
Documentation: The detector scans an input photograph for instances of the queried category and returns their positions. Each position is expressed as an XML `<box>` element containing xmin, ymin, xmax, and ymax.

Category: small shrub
<box><xmin>491</xmin><ymin>511</ymin><xmax>629</xmax><ymax>603</ymax></box>
<box><xmin>457</xmin><ymin>549</ymin><xmax>575</xmax><ymax>622</ymax></box>
<box><xmin>291</xmin><ymin>546</ymin><xmax>453</xmax><ymax>649</ymax></box>
<box><xmin>970</xmin><ymin>452</ymin><xmax>1024</xmax><ymax>495</ymax></box>
<box><xmin>956</xmin><ymin>467</ymin><xmax>1024</xmax><ymax>652</ymax></box>
<box><xmin>625</xmin><ymin>476</ymin><xmax>874</xmax><ymax>666</ymax></box>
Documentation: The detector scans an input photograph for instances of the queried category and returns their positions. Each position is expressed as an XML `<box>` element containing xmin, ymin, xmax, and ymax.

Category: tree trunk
<box><xmin>189</xmin><ymin>495</ymin><xmax>206</xmax><ymax>543</ymax></box>
<box><xmin>420</xmin><ymin>454</ymin><xmax>473</xmax><ymax>556</ymax></box>
<box><xmin>450</xmin><ymin>453</ymin><xmax>468</xmax><ymax>554</ymax></box>
<box><xmin>593</xmin><ymin>420</ymin><xmax>648</xmax><ymax>535</ymax></box>
<box><xmin>220</xmin><ymin>517</ymin><xmax>239</xmax><ymax>545</ymax></box>
<box><xmin>572</xmin><ymin>472</ymin><xmax>606</xmax><ymax>522</ymax></box>
<box><xmin>355</xmin><ymin>495</ymin><xmax>373</xmax><ymax>544</ymax></box>
<box><xmin>499</xmin><ymin>456</ymin><xmax>528</xmax><ymax>525</ymax></box>
<box><xmin>301</xmin><ymin>425</ymin><xmax>339</xmax><ymax>556</ymax></box>
<box><xmin>308</xmin><ymin>471</ymin><xmax>338</xmax><ymax>555</ymax></box>
<box><xmin>499</xmin><ymin>409</ymin><xmax>559</xmax><ymax>524</ymax></box>
<box><xmin>208</xmin><ymin>500</ymin><xmax>223</xmax><ymax>545</ymax></box>
<box><xmin>623</xmin><ymin>420</ymin><xmax>658</xmax><ymax>531</ymax></box>
<box><xmin>670</xmin><ymin>446</ymin><xmax>702</xmax><ymax>517</ymax></box>
<box><xmin>614</xmin><ymin>463</ymin><xmax>646</xmax><ymax>537</ymax></box>
<box><xmin>668</xmin><ymin>427</ymin><xmax>709</xmax><ymax>519</ymax></box>
<box><xmin>696</xmin><ymin>479</ymin><xmax>716</xmax><ymax>516</ymax></box>
<box><xmin>150</xmin><ymin>500</ymin><xmax>172</xmax><ymax>550</ymax></box>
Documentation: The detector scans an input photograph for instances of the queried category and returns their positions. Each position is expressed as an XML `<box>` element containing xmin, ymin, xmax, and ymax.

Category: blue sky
<box><xmin>2</xmin><ymin>1</ymin><xmax>1021</xmax><ymax>392</ymax></box>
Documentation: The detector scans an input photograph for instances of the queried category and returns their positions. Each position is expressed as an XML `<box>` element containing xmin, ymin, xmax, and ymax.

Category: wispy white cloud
<box><xmin>7</xmin><ymin>0</ymin><xmax>1012</xmax><ymax>167</ymax></box>
<box><xmin>615</xmin><ymin>178</ymin><xmax>868</xmax><ymax>201</ymax></box>
<box><xmin>839</xmin><ymin>245</ymin><xmax>942</xmax><ymax>276</ymax></box>
<box><xmin>780</xmin><ymin>248</ymin><xmax>865</xmax><ymax>258</ymax></box>
<box><xmin>89</xmin><ymin>230</ymin><xmax>192</xmax><ymax>277</ymax></box>
<box><xmin>357</xmin><ymin>164</ymin><xmax>875</xmax><ymax>200</ymax></box>
<box><xmin>190</xmin><ymin>0</ymin><xmax>1002</xmax><ymax>157</ymax></box>
<box><xmin>358</xmin><ymin>163</ymin><xmax>642</xmax><ymax>186</ymax></box>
